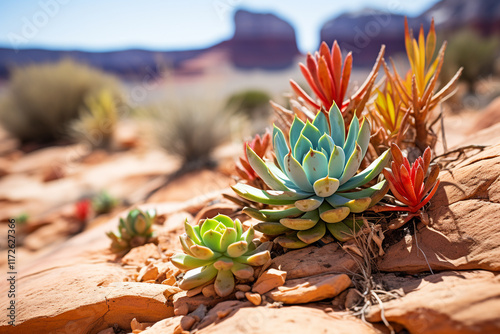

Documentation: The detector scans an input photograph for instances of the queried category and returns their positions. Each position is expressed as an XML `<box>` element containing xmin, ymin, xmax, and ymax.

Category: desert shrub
<box><xmin>92</xmin><ymin>191</ymin><xmax>119</xmax><ymax>215</ymax></box>
<box><xmin>0</xmin><ymin>59</ymin><xmax>121</xmax><ymax>143</ymax></box>
<box><xmin>443</xmin><ymin>29</ymin><xmax>499</xmax><ymax>93</ymax></box>
<box><xmin>148</xmin><ymin>98</ymin><xmax>234</xmax><ymax>168</ymax></box>
<box><xmin>225</xmin><ymin>89</ymin><xmax>271</xmax><ymax>116</ymax></box>
<box><xmin>70</xmin><ymin>89</ymin><xmax>123</xmax><ymax>149</ymax></box>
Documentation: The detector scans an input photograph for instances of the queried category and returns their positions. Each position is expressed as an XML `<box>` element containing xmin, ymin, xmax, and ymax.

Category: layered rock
<box><xmin>379</xmin><ymin>143</ymin><xmax>500</xmax><ymax>272</ymax></box>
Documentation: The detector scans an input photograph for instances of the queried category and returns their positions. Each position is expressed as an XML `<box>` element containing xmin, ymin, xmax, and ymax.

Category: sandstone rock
<box><xmin>197</xmin><ymin>305</ymin><xmax>380</xmax><ymax>334</ymax></box>
<box><xmin>130</xmin><ymin>318</ymin><xmax>155</xmax><ymax>332</ymax></box>
<box><xmin>270</xmin><ymin>243</ymin><xmax>359</xmax><ymax>279</ymax></box>
<box><xmin>379</xmin><ymin>143</ymin><xmax>500</xmax><ymax>272</ymax></box>
<box><xmin>245</xmin><ymin>292</ymin><xmax>262</xmax><ymax>305</ymax></box>
<box><xmin>235</xmin><ymin>284</ymin><xmax>251</xmax><ymax>292</ymax></box>
<box><xmin>252</xmin><ymin>269</ymin><xmax>286</xmax><ymax>294</ymax></box>
<box><xmin>180</xmin><ymin>316</ymin><xmax>196</xmax><ymax>331</ymax></box>
<box><xmin>140</xmin><ymin>316</ymin><xmax>183</xmax><ymax>334</ymax></box>
<box><xmin>172</xmin><ymin>291</ymin><xmax>235</xmax><ymax>315</ymax></box>
<box><xmin>266</xmin><ymin>273</ymin><xmax>352</xmax><ymax>304</ymax></box>
<box><xmin>197</xmin><ymin>300</ymin><xmax>252</xmax><ymax>330</ymax></box>
<box><xmin>344</xmin><ymin>288</ymin><xmax>362</xmax><ymax>310</ymax></box>
<box><xmin>0</xmin><ymin>265</ymin><xmax>174</xmax><ymax>333</ymax></box>
<box><xmin>137</xmin><ymin>263</ymin><xmax>159</xmax><ymax>282</ymax></box>
<box><xmin>235</xmin><ymin>291</ymin><xmax>246</xmax><ymax>300</ymax></box>
<box><xmin>367</xmin><ymin>270</ymin><xmax>500</xmax><ymax>333</ymax></box>
<box><xmin>121</xmin><ymin>243</ymin><xmax>162</xmax><ymax>267</ymax></box>
<box><xmin>0</xmin><ymin>203</ymin><xmax>201</xmax><ymax>334</ymax></box>
<box><xmin>202</xmin><ymin>284</ymin><xmax>216</xmax><ymax>298</ymax></box>
<box><xmin>469</xmin><ymin>96</ymin><xmax>500</xmax><ymax>134</ymax></box>
<box><xmin>193</xmin><ymin>202</ymin><xmax>240</xmax><ymax>222</ymax></box>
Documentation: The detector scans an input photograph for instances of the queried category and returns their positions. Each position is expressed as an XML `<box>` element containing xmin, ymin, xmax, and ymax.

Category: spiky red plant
<box><xmin>75</xmin><ymin>198</ymin><xmax>91</xmax><ymax>222</ymax></box>
<box><xmin>373</xmin><ymin>143</ymin><xmax>440</xmax><ymax>225</ymax></box>
<box><xmin>236</xmin><ymin>131</ymin><xmax>271</xmax><ymax>183</ymax></box>
<box><xmin>290</xmin><ymin>41</ymin><xmax>352</xmax><ymax>111</ymax></box>
<box><xmin>288</xmin><ymin>41</ymin><xmax>384</xmax><ymax>118</ymax></box>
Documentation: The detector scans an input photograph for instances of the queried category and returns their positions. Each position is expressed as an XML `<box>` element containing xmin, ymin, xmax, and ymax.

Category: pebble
<box><xmin>245</xmin><ymin>292</ymin><xmax>262</xmax><ymax>306</ymax></box>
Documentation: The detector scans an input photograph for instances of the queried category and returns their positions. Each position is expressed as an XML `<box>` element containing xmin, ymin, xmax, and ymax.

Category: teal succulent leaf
<box><xmin>357</xmin><ymin>118</ymin><xmax>371</xmax><ymax>157</ymax></box>
<box><xmin>303</xmin><ymin>149</ymin><xmax>329</xmax><ymax>184</ymax></box>
<box><xmin>273</xmin><ymin>125</ymin><xmax>289</xmax><ymax>172</ymax></box>
<box><xmin>246</xmin><ymin>144</ymin><xmax>290</xmax><ymax>191</ymax></box>
<box><xmin>313</xmin><ymin>177</ymin><xmax>339</xmax><ymax>197</ymax></box>
<box><xmin>337</xmin><ymin>149</ymin><xmax>391</xmax><ymax>191</ymax></box>
<box><xmin>343</xmin><ymin>116</ymin><xmax>360</xmax><ymax>162</ymax></box>
<box><xmin>289</xmin><ymin>116</ymin><xmax>306</xmax><ymax>149</ymax></box>
<box><xmin>318</xmin><ymin>133</ymin><xmax>335</xmax><ymax>157</ymax></box>
<box><xmin>301</xmin><ymin>120</ymin><xmax>322</xmax><ymax>147</ymax></box>
<box><xmin>329</xmin><ymin>102</ymin><xmax>345</xmax><ymax>147</ymax></box>
<box><xmin>294</xmin><ymin>134</ymin><xmax>314</xmax><ymax>163</ymax></box>
<box><xmin>340</xmin><ymin>180</ymin><xmax>388</xmax><ymax>200</ymax></box>
<box><xmin>232</xmin><ymin>183</ymin><xmax>310</xmax><ymax>205</ymax></box>
<box><xmin>328</xmin><ymin>145</ymin><xmax>345</xmax><ymax>179</ymax></box>
<box><xmin>295</xmin><ymin>195</ymin><xmax>324</xmax><ymax>212</ymax></box>
<box><xmin>312</xmin><ymin>111</ymin><xmax>329</xmax><ymax>136</ymax></box>
<box><xmin>284</xmin><ymin>153</ymin><xmax>314</xmax><ymax>192</ymax></box>
<box><xmin>339</xmin><ymin>143</ymin><xmax>363</xmax><ymax>185</ymax></box>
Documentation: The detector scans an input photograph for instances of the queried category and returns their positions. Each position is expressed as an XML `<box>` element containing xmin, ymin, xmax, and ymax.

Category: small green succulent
<box><xmin>107</xmin><ymin>208</ymin><xmax>157</xmax><ymax>252</ymax></box>
<box><xmin>93</xmin><ymin>191</ymin><xmax>118</xmax><ymax>214</ymax></box>
<box><xmin>171</xmin><ymin>215</ymin><xmax>270</xmax><ymax>297</ymax></box>
<box><xmin>232</xmin><ymin>103</ymin><xmax>391</xmax><ymax>248</ymax></box>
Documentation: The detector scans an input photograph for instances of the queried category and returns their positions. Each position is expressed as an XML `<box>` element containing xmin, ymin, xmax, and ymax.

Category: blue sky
<box><xmin>0</xmin><ymin>0</ymin><xmax>439</xmax><ymax>53</ymax></box>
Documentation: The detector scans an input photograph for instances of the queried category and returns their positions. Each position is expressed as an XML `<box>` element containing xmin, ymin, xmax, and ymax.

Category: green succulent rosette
<box><xmin>171</xmin><ymin>215</ymin><xmax>270</xmax><ymax>297</ymax></box>
<box><xmin>107</xmin><ymin>208</ymin><xmax>156</xmax><ymax>252</ymax></box>
<box><xmin>232</xmin><ymin>103</ymin><xmax>391</xmax><ymax>248</ymax></box>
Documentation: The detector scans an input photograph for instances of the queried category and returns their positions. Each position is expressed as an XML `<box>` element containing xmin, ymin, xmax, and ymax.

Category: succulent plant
<box><xmin>93</xmin><ymin>191</ymin><xmax>118</xmax><ymax>214</ymax></box>
<box><xmin>71</xmin><ymin>89</ymin><xmax>120</xmax><ymax>150</ymax></box>
<box><xmin>232</xmin><ymin>103</ymin><xmax>391</xmax><ymax>248</ymax></box>
<box><xmin>107</xmin><ymin>208</ymin><xmax>157</xmax><ymax>252</ymax></box>
<box><xmin>235</xmin><ymin>130</ymin><xmax>271</xmax><ymax>186</ymax></box>
<box><xmin>171</xmin><ymin>215</ymin><xmax>270</xmax><ymax>297</ymax></box>
<box><xmin>274</xmin><ymin>41</ymin><xmax>384</xmax><ymax>129</ymax></box>
<box><xmin>372</xmin><ymin>144</ymin><xmax>440</xmax><ymax>228</ymax></box>
<box><xmin>75</xmin><ymin>199</ymin><xmax>91</xmax><ymax>222</ymax></box>
<box><xmin>387</xmin><ymin>18</ymin><xmax>461</xmax><ymax>152</ymax></box>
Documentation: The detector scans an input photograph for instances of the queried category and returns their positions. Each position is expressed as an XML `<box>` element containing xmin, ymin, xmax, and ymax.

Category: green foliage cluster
<box><xmin>148</xmin><ymin>98</ymin><xmax>232</xmax><ymax>167</ymax></box>
<box><xmin>443</xmin><ymin>28</ymin><xmax>499</xmax><ymax>92</ymax></box>
<box><xmin>0</xmin><ymin>59</ymin><xmax>121</xmax><ymax>143</ymax></box>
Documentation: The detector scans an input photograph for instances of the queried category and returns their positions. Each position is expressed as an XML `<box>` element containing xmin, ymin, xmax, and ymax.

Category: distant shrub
<box><xmin>225</xmin><ymin>89</ymin><xmax>271</xmax><ymax>116</ymax></box>
<box><xmin>70</xmin><ymin>89</ymin><xmax>122</xmax><ymax>149</ymax></box>
<box><xmin>0</xmin><ymin>59</ymin><xmax>121</xmax><ymax>143</ymax></box>
<box><xmin>443</xmin><ymin>29</ymin><xmax>499</xmax><ymax>93</ymax></box>
<box><xmin>148</xmin><ymin>98</ymin><xmax>234</xmax><ymax>168</ymax></box>
<box><xmin>92</xmin><ymin>191</ymin><xmax>119</xmax><ymax>215</ymax></box>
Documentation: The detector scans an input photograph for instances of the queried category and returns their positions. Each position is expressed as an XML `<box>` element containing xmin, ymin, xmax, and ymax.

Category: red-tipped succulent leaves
<box><xmin>236</xmin><ymin>131</ymin><xmax>271</xmax><ymax>184</ymax></box>
<box><xmin>374</xmin><ymin>144</ymin><xmax>440</xmax><ymax>227</ymax></box>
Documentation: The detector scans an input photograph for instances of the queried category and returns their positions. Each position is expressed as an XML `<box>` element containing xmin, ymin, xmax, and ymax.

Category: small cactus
<box><xmin>171</xmin><ymin>215</ymin><xmax>270</xmax><ymax>297</ymax></box>
<box><xmin>107</xmin><ymin>208</ymin><xmax>157</xmax><ymax>252</ymax></box>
